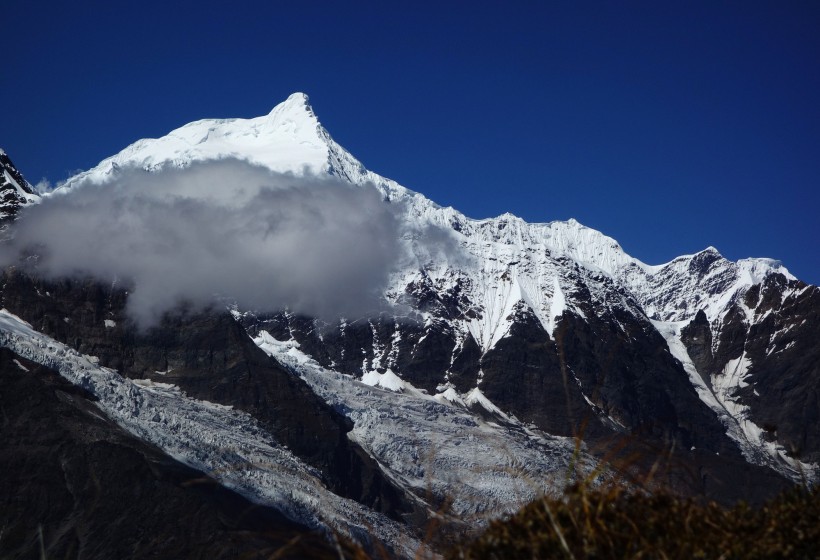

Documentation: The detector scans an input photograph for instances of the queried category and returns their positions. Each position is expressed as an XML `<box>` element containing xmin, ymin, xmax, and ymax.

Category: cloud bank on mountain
<box><xmin>0</xmin><ymin>159</ymin><xmax>404</xmax><ymax>326</ymax></box>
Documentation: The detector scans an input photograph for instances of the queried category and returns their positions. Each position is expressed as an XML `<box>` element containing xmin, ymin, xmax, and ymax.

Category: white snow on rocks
<box><xmin>3</xmin><ymin>169</ymin><xmax>40</xmax><ymax>204</ymax></box>
<box><xmin>651</xmin><ymin>319</ymin><xmax>816</xmax><ymax>482</ymax></box>
<box><xmin>57</xmin><ymin>93</ymin><xmax>328</xmax><ymax>190</ymax></box>
<box><xmin>253</xmin><ymin>329</ymin><xmax>594</xmax><ymax>519</ymax></box>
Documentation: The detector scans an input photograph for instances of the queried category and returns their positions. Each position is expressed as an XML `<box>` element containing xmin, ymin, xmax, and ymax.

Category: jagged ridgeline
<box><xmin>0</xmin><ymin>93</ymin><xmax>817</xmax><ymax>558</ymax></box>
<box><xmin>0</xmin><ymin>148</ymin><xmax>40</xmax><ymax>228</ymax></box>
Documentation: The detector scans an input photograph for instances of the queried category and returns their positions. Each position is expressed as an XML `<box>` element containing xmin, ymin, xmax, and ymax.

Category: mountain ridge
<box><xmin>0</xmin><ymin>148</ymin><xmax>40</xmax><ymax>226</ymax></box>
<box><xmin>50</xmin><ymin>94</ymin><xmax>791</xmax><ymax>288</ymax></box>
<box><xmin>1</xmin><ymin>93</ymin><xmax>817</xmax><ymax>556</ymax></box>
<box><xmin>40</xmin><ymin>93</ymin><xmax>815</xmax><ymax>480</ymax></box>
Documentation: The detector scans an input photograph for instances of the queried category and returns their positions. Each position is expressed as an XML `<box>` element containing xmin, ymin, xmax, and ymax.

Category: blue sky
<box><xmin>4</xmin><ymin>1</ymin><xmax>819</xmax><ymax>283</ymax></box>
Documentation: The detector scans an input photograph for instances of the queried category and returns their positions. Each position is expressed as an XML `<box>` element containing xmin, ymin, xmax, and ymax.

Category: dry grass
<box><xmin>445</xmin><ymin>482</ymin><xmax>820</xmax><ymax>560</ymax></box>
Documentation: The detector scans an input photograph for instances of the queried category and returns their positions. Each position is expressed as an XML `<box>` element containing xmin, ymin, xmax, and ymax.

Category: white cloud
<box><xmin>1</xmin><ymin>160</ymin><xmax>403</xmax><ymax>327</ymax></box>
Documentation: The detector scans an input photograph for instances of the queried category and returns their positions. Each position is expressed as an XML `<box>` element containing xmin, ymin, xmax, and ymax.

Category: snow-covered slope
<box><xmin>618</xmin><ymin>246</ymin><xmax>795</xmax><ymax>323</ymax></box>
<box><xmin>57</xmin><ymin>93</ymin><xmax>408</xmax><ymax>198</ymax></box>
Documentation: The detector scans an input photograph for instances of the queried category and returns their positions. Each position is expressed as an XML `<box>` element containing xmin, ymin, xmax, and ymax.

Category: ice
<box><xmin>253</xmin><ymin>329</ymin><xmax>596</xmax><ymax>519</ymax></box>
<box><xmin>0</xmin><ymin>310</ymin><xmax>422</xmax><ymax>556</ymax></box>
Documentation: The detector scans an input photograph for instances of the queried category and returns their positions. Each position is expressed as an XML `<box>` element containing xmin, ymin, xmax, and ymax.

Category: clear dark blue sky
<box><xmin>4</xmin><ymin>1</ymin><xmax>819</xmax><ymax>283</ymax></box>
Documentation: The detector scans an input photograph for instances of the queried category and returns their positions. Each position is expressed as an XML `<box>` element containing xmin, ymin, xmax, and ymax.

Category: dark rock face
<box><xmin>0</xmin><ymin>150</ymin><xmax>38</xmax><ymax>227</ymax></box>
<box><xmin>0</xmin><ymin>348</ymin><xmax>347</xmax><ymax>560</ymax></box>
<box><xmin>446</xmin><ymin>332</ymin><xmax>482</xmax><ymax>393</ymax></box>
<box><xmin>745</xmin><ymin>292</ymin><xmax>820</xmax><ymax>463</ymax></box>
<box><xmin>683</xmin><ymin>276</ymin><xmax>820</xmax><ymax>463</ymax></box>
<box><xmin>467</xmin><ymin>288</ymin><xmax>790</xmax><ymax>503</ymax></box>
<box><xmin>0</xmin><ymin>270</ymin><xmax>422</xmax><ymax>525</ymax></box>
<box><xmin>479</xmin><ymin>306</ymin><xmax>603</xmax><ymax>438</ymax></box>
<box><xmin>550</xmin><ymin>305</ymin><xmax>797</xmax><ymax>504</ymax></box>
<box><xmin>680</xmin><ymin>310</ymin><xmax>715</xmax><ymax>382</ymax></box>
<box><xmin>245</xmin><ymin>310</ymin><xmax>464</xmax><ymax>395</ymax></box>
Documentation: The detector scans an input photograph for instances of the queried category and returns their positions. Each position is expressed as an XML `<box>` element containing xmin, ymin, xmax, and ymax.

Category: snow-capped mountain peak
<box><xmin>55</xmin><ymin>92</ymin><xmax>351</xmax><ymax>191</ymax></box>
<box><xmin>268</xmin><ymin>91</ymin><xmax>313</xmax><ymax>116</ymax></box>
<box><xmin>259</xmin><ymin>91</ymin><xmax>321</xmax><ymax>139</ymax></box>
<box><xmin>617</xmin><ymin>244</ymin><xmax>795</xmax><ymax>324</ymax></box>
<box><xmin>37</xmin><ymin>94</ymin><xmax>799</xmax><ymax>325</ymax></box>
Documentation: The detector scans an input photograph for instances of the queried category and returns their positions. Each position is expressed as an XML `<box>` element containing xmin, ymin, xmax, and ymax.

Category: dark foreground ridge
<box><xmin>0</xmin><ymin>347</ymin><xmax>364</xmax><ymax>560</ymax></box>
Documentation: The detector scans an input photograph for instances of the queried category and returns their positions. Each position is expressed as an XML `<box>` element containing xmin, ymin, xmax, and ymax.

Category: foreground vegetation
<box><xmin>446</xmin><ymin>483</ymin><xmax>820</xmax><ymax>559</ymax></box>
